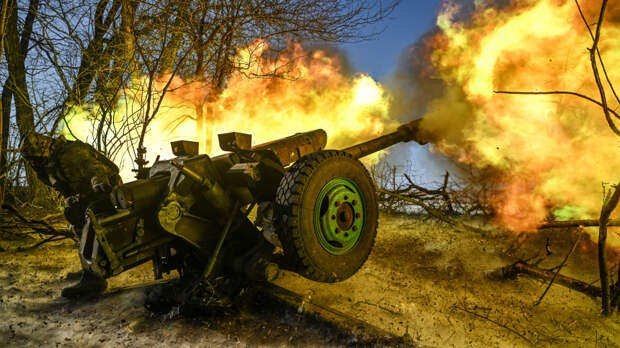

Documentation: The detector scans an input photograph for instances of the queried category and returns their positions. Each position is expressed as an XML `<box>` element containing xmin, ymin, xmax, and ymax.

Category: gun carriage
<box><xmin>79</xmin><ymin>119</ymin><xmax>427</xmax><ymax>307</ymax></box>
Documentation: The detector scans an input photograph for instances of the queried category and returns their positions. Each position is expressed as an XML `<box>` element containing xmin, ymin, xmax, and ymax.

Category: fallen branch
<box><xmin>371</xmin><ymin>163</ymin><xmax>491</xmax><ymax>218</ymax></box>
<box><xmin>254</xmin><ymin>282</ymin><xmax>410</xmax><ymax>346</ymax></box>
<box><xmin>538</xmin><ymin>219</ymin><xmax>620</xmax><ymax>229</ymax></box>
<box><xmin>500</xmin><ymin>261</ymin><xmax>602</xmax><ymax>299</ymax></box>
<box><xmin>3</xmin><ymin>204</ymin><xmax>73</xmax><ymax>239</ymax></box>
<box><xmin>15</xmin><ymin>235</ymin><xmax>70</xmax><ymax>251</ymax></box>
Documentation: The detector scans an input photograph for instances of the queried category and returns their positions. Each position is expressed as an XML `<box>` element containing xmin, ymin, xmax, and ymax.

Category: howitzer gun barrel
<box><xmin>343</xmin><ymin>118</ymin><xmax>427</xmax><ymax>159</ymax></box>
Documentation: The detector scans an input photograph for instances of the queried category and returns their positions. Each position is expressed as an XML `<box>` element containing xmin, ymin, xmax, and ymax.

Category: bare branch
<box><xmin>534</xmin><ymin>232</ymin><xmax>584</xmax><ymax>306</ymax></box>
<box><xmin>494</xmin><ymin>90</ymin><xmax>620</xmax><ymax>124</ymax></box>
<box><xmin>574</xmin><ymin>0</ymin><xmax>620</xmax><ymax>106</ymax></box>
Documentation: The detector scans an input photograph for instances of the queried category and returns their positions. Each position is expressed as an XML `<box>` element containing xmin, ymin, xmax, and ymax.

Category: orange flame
<box><xmin>63</xmin><ymin>41</ymin><xmax>396</xmax><ymax>180</ymax></box>
<box><xmin>420</xmin><ymin>0</ymin><xmax>620</xmax><ymax>232</ymax></box>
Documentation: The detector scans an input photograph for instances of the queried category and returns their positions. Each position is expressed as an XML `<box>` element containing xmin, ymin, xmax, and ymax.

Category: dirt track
<box><xmin>1</xmin><ymin>213</ymin><xmax>619</xmax><ymax>347</ymax></box>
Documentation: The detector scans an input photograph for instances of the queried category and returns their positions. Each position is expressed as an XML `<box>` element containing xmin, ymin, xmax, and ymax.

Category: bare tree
<box><xmin>0</xmin><ymin>0</ymin><xmax>399</xmax><ymax>203</ymax></box>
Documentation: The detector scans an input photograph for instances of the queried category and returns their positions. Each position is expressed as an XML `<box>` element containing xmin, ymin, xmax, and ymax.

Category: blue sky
<box><xmin>341</xmin><ymin>0</ymin><xmax>457</xmax><ymax>185</ymax></box>
<box><xmin>342</xmin><ymin>0</ymin><xmax>443</xmax><ymax>80</ymax></box>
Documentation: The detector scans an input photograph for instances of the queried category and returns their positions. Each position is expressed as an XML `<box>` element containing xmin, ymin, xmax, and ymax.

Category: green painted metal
<box><xmin>314</xmin><ymin>177</ymin><xmax>365</xmax><ymax>255</ymax></box>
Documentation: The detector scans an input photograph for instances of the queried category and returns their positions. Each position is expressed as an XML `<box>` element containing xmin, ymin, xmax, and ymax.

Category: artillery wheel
<box><xmin>275</xmin><ymin>150</ymin><xmax>378</xmax><ymax>282</ymax></box>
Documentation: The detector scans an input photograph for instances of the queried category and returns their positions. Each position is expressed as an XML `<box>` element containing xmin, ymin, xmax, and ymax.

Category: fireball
<box><xmin>421</xmin><ymin>0</ymin><xmax>620</xmax><ymax>232</ymax></box>
<box><xmin>62</xmin><ymin>41</ymin><xmax>395</xmax><ymax>181</ymax></box>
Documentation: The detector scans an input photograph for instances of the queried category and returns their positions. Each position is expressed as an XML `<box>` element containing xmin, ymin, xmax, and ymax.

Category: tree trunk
<box><xmin>0</xmin><ymin>84</ymin><xmax>10</xmax><ymax>203</ymax></box>
<box><xmin>599</xmin><ymin>184</ymin><xmax>620</xmax><ymax>315</ymax></box>
<box><xmin>119</xmin><ymin>0</ymin><xmax>138</xmax><ymax>80</ymax></box>
<box><xmin>0</xmin><ymin>0</ymin><xmax>10</xmax><ymax>207</ymax></box>
<box><xmin>4</xmin><ymin>0</ymin><xmax>40</xmax><ymax>198</ymax></box>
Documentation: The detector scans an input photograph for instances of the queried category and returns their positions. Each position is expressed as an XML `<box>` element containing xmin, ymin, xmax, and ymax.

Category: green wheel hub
<box><xmin>314</xmin><ymin>177</ymin><xmax>365</xmax><ymax>255</ymax></box>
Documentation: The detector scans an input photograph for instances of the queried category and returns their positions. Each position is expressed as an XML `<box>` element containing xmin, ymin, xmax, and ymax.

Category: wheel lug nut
<box><xmin>344</xmin><ymin>195</ymin><xmax>349</xmax><ymax>200</ymax></box>
<box><xmin>345</xmin><ymin>233</ymin><xmax>349</xmax><ymax>237</ymax></box>
<box><xmin>355</xmin><ymin>213</ymin><xmax>361</xmax><ymax>218</ymax></box>
<box><xmin>335</xmin><ymin>201</ymin><xmax>340</xmax><ymax>207</ymax></box>
<box><xmin>352</xmin><ymin>226</ymin><xmax>358</xmax><ymax>231</ymax></box>
<box><xmin>352</xmin><ymin>200</ymin><xmax>357</xmax><ymax>206</ymax></box>
<box><xmin>335</xmin><ymin>228</ymin><xmax>340</xmax><ymax>234</ymax></box>
<box><xmin>331</xmin><ymin>215</ymin><xmax>336</xmax><ymax>220</ymax></box>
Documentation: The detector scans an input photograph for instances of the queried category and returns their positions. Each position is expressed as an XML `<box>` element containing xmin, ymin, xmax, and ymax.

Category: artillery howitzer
<box><xmin>79</xmin><ymin>119</ymin><xmax>428</xmax><ymax>308</ymax></box>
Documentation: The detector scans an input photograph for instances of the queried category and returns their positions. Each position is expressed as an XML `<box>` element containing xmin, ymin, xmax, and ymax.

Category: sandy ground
<box><xmin>0</xmin><ymin>241</ymin><xmax>376</xmax><ymax>348</ymax></box>
<box><xmin>1</xmin><ymin>212</ymin><xmax>620</xmax><ymax>347</ymax></box>
<box><xmin>275</xmin><ymin>214</ymin><xmax>620</xmax><ymax>347</ymax></box>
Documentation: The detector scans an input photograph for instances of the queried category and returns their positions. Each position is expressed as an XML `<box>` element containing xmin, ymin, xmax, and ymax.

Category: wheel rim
<box><xmin>314</xmin><ymin>177</ymin><xmax>365</xmax><ymax>255</ymax></box>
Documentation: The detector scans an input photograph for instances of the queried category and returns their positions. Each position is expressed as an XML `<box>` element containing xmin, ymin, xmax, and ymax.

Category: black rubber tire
<box><xmin>275</xmin><ymin>150</ymin><xmax>378</xmax><ymax>283</ymax></box>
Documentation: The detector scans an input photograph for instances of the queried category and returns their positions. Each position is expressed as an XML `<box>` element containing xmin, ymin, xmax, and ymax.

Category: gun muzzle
<box><xmin>343</xmin><ymin>118</ymin><xmax>429</xmax><ymax>159</ymax></box>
